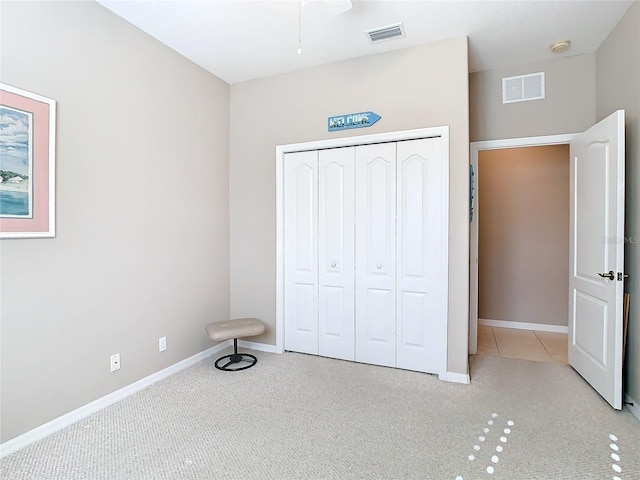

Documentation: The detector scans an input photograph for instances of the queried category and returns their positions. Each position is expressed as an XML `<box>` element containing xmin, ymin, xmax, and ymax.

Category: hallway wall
<box><xmin>478</xmin><ymin>145</ymin><xmax>570</xmax><ymax>327</ymax></box>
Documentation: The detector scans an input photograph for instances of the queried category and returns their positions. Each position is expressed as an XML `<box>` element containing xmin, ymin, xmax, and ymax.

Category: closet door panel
<box><xmin>396</xmin><ymin>137</ymin><xmax>447</xmax><ymax>374</ymax></box>
<box><xmin>366</xmin><ymin>288</ymin><xmax>395</xmax><ymax>340</ymax></box>
<box><xmin>399</xmin><ymin>291</ymin><xmax>427</xmax><ymax>342</ymax></box>
<box><xmin>355</xmin><ymin>143</ymin><xmax>396</xmax><ymax>367</ymax></box>
<box><xmin>284</xmin><ymin>151</ymin><xmax>319</xmax><ymax>355</ymax></box>
<box><xmin>318</xmin><ymin>147</ymin><xmax>355</xmax><ymax>360</ymax></box>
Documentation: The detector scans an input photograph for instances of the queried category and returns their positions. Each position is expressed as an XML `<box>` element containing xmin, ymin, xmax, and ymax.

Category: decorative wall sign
<box><xmin>469</xmin><ymin>164</ymin><xmax>475</xmax><ymax>223</ymax></box>
<box><xmin>328</xmin><ymin>111</ymin><xmax>381</xmax><ymax>132</ymax></box>
<box><xmin>0</xmin><ymin>83</ymin><xmax>56</xmax><ymax>238</ymax></box>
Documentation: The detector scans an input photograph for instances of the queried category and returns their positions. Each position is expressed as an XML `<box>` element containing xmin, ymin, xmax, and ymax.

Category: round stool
<box><xmin>205</xmin><ymin>318</ymin><xmax>265</xmax><ymax>371</ymax></box>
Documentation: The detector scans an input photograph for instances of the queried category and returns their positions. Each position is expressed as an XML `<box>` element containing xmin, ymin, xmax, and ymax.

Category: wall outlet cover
<box><xmin>110</xmin><ymin>353</ymin><xmax>120</xmax><ymax>372</ymax></box>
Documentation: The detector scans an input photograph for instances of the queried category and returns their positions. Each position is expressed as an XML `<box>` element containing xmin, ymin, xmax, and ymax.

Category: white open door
<box><xmin>569</xmin><ymin>110</ymin><xmax>625</xmax><ymax>409</ymax></box>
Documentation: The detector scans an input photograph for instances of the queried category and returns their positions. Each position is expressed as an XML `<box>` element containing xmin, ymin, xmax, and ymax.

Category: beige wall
<box><xmin>0</xmin><ymin>1</ymin><xmax>230</xmax><ymax>442</ymax></box>
<box><xmin>470</xmin><ymin>55</ymin><xmax>597</xmax><ymax>142</ymax></box>
<box><xmin>478</xmin><ymin>146</ymin><xmax>570</xmax><ymax>327</ymax></box>
<box><xmin>230</xmin><ymin>38</ymin><xmax>470</xmax><ymax>375</ymax></box>
<box><xmin>596</xmin><ymin>1</ymin><xmax>640</xmax><ymax>405</ymax></box>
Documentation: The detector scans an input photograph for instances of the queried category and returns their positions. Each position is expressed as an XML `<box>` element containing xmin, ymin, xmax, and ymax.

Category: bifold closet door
<box><xmin>396</xmin><ymin>138</ymin><xmax>447</xmax><ymax>374</ymax></box>
<box><xmin>318</xmin><ymin>147</ymin><xmax>355</xmax><ymax>360</ymax></box>
<box><xmin>355</xmin><ymin>143</ymin><xmax>397</xmax><ymax>368</ymax></box>
<box><xmin>284</xmin><ymin>151</ymin><xmax>318</xmax><ymax>355</ymax></box>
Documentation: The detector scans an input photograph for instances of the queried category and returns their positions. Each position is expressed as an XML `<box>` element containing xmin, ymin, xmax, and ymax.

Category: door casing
<box><xmin>276</xmin><ymin>126</ymin><xmax>450</xmax><ymax>372</ymax></box>
<box><xmin>468</xmin><ymin>134</ymin><xmax>578</xmax><ymax>354</ymax></box>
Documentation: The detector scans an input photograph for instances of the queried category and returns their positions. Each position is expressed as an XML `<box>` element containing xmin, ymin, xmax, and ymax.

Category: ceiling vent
<box><xmin>502</xmin><ymin>72</ymin><xmax>545</xmax><ymax>104</ymax></box>
<box><xmin>365</xmin><ymin>22</ymin><xmax>405</xmax><ymax>44</ymax></box>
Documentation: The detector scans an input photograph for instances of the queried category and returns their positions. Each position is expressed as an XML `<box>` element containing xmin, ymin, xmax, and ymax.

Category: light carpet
<box><xmin>1</xmin><ymin>350</ymin><xmax>639</xmax><ymax>479</ymax></box>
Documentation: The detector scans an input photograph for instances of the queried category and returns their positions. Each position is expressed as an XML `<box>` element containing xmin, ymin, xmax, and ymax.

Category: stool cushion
<box><xmin>205</xmin><ymin>318</ymin><xmax>265</xmax><ymax>342</ymax></box>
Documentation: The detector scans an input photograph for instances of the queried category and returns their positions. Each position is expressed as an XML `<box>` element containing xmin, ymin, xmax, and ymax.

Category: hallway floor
<box><xmin>477</xmin><ymin>325</ymin><xmax>568</xmax><ymax>364</ymax></box>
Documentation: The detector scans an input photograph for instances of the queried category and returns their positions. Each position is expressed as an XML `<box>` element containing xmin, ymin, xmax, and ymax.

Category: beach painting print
<box><xmin>0</xmin><ymin>83</ymin><xmax>56</xmax><ymax>238</ymax></box>
<box><xmin>0</xmin><ymin>106</ymin><xmax>33</xmax><ymax>218</ymax></box>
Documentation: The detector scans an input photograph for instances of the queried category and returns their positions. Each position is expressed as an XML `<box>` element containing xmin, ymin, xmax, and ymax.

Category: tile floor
<box><xmin>477</xmin><ymin>325</ymin><xmax>568</xmax><ymax>364</ymax></box>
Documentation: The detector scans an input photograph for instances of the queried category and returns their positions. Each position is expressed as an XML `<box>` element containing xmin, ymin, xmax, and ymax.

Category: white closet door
<box><xmin>396</xmin><ymin>138</ymin><xmax>447</xmax><ymax>374</ymax></box>
<box><xmin>284</xmin><ymin>151</ymin><xmax>318</xmax><ymax>354</ymax></box>
<box><xmin>355</xmin><ymin>143</ymin><xmax>397</xmax><ymax>367</ymax></box>
<box><xmin>318</xmin><ymin>147</ymin><xmax>355</xmax><ymax>360</ymax></box>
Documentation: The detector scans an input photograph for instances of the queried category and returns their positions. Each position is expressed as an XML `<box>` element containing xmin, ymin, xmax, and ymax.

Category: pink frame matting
<box><xmin>0</xmin><ymin>84</ymin><xmax>56</xmax><ymax>238</ymax></box>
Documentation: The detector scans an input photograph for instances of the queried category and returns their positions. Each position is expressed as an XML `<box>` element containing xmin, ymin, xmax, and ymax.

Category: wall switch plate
<box><xmin>159</xmin><ymin>336</ymin><xmax>167</xmax><ymax>352</ymax></box>
<box><xmin>110</xmin><ymin>353</ymin><xmax>120</xmax><ymax>372</ymax></box>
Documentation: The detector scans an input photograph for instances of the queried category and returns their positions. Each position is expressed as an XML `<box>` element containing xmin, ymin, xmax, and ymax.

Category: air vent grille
<box><xmin>365</xmin><ymin>22</ymin><xmax>405</xmax><ymax>44</ymax></box>
<box><xmin>502</xmin><ymin>72</ymin><xmax>545</xmax><ymax>104</ymax></box>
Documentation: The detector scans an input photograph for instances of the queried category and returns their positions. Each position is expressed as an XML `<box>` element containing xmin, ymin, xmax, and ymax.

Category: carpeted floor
<box><xmin>1</xmin><ymin>350</ymin><xmax>639</xmax><ymax>479</ymax></box>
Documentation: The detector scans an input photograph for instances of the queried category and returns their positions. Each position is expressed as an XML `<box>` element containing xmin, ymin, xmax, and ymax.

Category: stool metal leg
<box><xmin>215</xmin><ymin>338</ymin><xmax>258</xmax><ymax>371</ymax></box>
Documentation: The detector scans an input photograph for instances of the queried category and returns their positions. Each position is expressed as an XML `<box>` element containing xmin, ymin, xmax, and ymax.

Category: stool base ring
<box><xmin>215</xmin><ymin>352</ymin><xmax>258</xmax><ymax>371</ymax></box>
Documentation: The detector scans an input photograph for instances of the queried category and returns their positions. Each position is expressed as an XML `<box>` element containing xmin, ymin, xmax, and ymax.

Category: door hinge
<box><xmin>618</xmin><ymin>272</ymin><xmax>629</xmax><ymax>281</ymax></box>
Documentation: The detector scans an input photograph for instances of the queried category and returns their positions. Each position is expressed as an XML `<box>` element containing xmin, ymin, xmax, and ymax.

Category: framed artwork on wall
<box><xmin>0</xmin><ymin>83</ymin><xmax>56</xmax><ymax>238</ymax></box>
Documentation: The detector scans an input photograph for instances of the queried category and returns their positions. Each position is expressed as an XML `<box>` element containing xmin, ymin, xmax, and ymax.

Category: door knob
<box><xmin>376</xmin><ymin>264</ymin><xmax>382</xmax><ymax>270</ymax></box>
<box><xmin>330</xmin><ymin>261</ymin><xmax>336</xmax><ymax>268</ymax></box>
<box><xmin>598</xmin><ymin>270</ymin><xmax>615</xmax><ymax>280</ymax></box>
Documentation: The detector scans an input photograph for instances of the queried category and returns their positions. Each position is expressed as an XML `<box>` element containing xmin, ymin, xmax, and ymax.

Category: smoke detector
<box><xmin>365</xmin><ymin>22</ymin><xmax>405</xmax><ymax>44</ymax></box>
<box><xmin>550</xmin><ymin>40</ymin><xmax>571</xmax><ymax>54</ymax></box>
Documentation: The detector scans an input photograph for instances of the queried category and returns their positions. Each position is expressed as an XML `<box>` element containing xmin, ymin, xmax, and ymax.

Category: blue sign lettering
<box><xmin>328</xmin><ymin>111</ymin><xmax>381</xmax><ymax>132</ymax></box>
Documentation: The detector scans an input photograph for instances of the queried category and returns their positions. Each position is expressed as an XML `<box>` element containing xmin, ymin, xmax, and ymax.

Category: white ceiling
<box><xmin>97</xmin><ymin>0</ymin><xmax>633</xmax><ymax>84</ymax></box>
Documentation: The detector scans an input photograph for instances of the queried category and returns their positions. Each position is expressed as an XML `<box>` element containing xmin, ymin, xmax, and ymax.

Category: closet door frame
<box><xmin>276</xmin><ymin>126</ymin><xmax>450</xmax><ymax>373</ymax></box>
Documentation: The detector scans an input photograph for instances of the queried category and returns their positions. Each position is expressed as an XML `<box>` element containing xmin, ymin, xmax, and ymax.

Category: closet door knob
<box><xmin>376</xmin><ymin>264</ymin><xmax>382</xmax><ymax>270</ymax></box>
<box><xmin>331</xmin><ymin>261</ymin><xmax>337</xmax><ymax>268</ymax></box>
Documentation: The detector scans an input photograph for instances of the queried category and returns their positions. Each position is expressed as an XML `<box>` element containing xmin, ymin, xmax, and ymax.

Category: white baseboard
<box><xmin>479</xmin><ymin>318</ymin><xmax>568</xmax><ymax>334</ymax></box>
<box><xmin>0</xmin><ymin>342</ymin><xmax>230</xmax><ymax>459</ymax></box>
<box><xmin>625</xmin><ymin>393</ymin><xmax>640</xmax><ymax>422</ymax></box>
<box><xmin>439</xmin><ymin>371</ymin><xmax>471</xmax><ymax>384</ymax></box>
<box><xmin>237</xmin><ymin>340</ymin><xmax>280</xmax><ymax>354</ymax></box>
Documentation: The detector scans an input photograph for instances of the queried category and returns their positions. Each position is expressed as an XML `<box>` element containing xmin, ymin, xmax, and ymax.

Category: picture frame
<box><xmin>0</xmin><ymin>83</ymin><xmax>56</xmax><ymax>238</ymax></box>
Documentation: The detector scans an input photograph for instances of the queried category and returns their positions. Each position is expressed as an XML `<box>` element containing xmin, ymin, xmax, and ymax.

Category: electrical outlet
<box><xmin>110</xmin><ymin>353</ymin><xmax>120</xmax><ymax>372</ymax></box>
<box><xmin>159</xmin><ymin>336</ymin><xmax>167</xmax><ymax>352</ymax></box>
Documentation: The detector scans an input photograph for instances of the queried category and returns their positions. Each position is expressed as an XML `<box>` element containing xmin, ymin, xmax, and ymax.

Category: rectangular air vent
<box><xmin>365</xmin><ymin>22</ymin><xmax>405</xmax><ymax>44</ymax></box>
<box><xmin>502</xmin><ymin>72</ymin><xmax>545</xmax><ymax>104</ymax></box>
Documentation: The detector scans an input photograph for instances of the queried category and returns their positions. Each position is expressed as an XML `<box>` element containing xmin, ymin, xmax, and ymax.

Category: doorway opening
<box><xmin>469</xmin><ymin>134</ymin><xmax>577</xmax><ymax>361</ymax></box>
<box><xmin>470</xmin><ymin>112</ymin><xmax>626</xmax><ymax>409</ymax></box>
